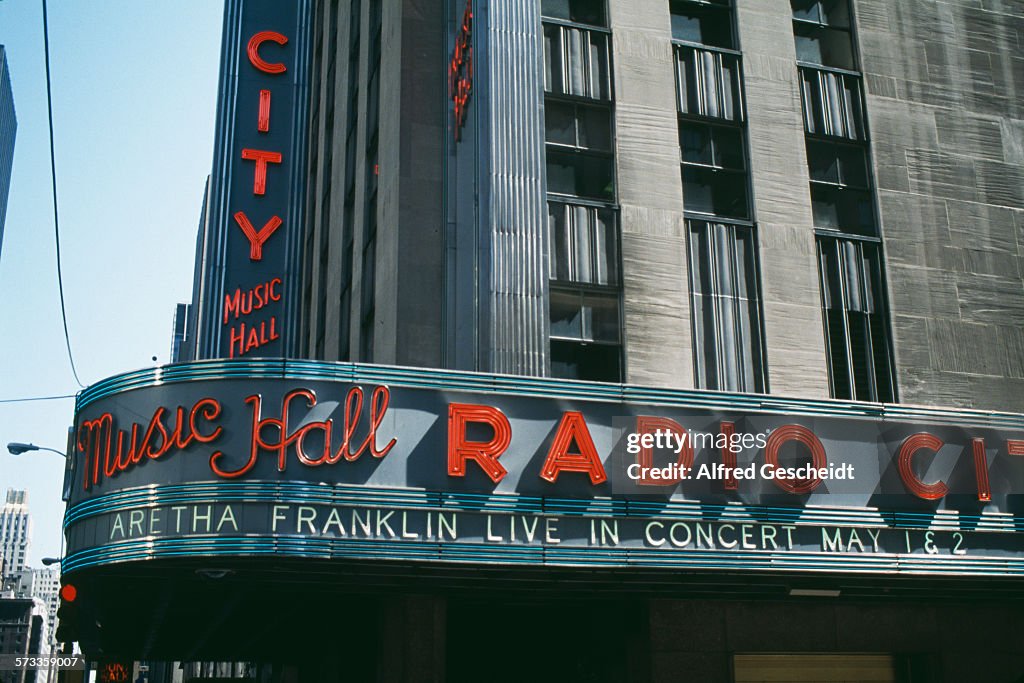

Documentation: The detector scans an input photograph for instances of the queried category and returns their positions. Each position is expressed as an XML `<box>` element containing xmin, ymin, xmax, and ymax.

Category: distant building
<box><xmin>9</xmin><ymin>569</ymin><xmax>58</xmax><ymax>658</ymax></box>
<box><xmin>170</xmin><ymin>303</ymin><xmax>190</xmax><ymax>363</ymax></box>
<box><xmin>0</xmin><ymin>491</ymin><xmax>30</xmax><ymax>582</ymax></box>
<box><xmin>0</xmin><ymin>595</ymin><xmax>48</xmax><ymax>683</ymax></box>
<box><xmin>0</xmin><ymin>45</ymin><xmax>15</xmax><ymax>261</ymax></box>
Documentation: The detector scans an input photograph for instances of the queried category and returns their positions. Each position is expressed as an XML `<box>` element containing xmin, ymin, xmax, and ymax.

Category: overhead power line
<box><xmin>0</xmin><ymin>394</ymin><xmax>76</xmax><ymax>405</ymax></box>
<box><xmin>41</xmin><ymin>0</ymin><xmax>84</xmax><ymax>388</ymax></box>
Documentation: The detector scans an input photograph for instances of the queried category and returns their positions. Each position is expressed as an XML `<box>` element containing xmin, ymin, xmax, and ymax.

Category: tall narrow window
<box><xmin>687</xmin><ymin>220</ymin><xmax>766</xmax><ymax>393</ymax></box>
<box><xmin>817</xmin><ymin>237</ymin><xmax>894</xmax><ymax>402</ymax></box>
<box><xmin>543</xmin><ymin>1</ymin><xmax>622</xmax><ymax>382</ymax></box>
<box><xmin>793</xmin><ymin>0</ymin><xmax>897</xmax><ymax>402</ymax></box>
<box><xmin>675</xmin><ymin>0</ymin><xmax>766</xmax><ymax>392</ymax></box>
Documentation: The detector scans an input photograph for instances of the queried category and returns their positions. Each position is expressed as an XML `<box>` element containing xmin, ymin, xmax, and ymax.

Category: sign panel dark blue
<box><xmin>195</xmin><ymin>0</ymin><xmax>311</xmax><ymax>360</ymax></box>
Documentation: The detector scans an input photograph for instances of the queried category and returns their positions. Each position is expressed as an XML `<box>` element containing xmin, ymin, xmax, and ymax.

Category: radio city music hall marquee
<box><xmin>61</xmin><ymin>362</ymin><xmax>1024</xmax><ymax>578</ymax></box>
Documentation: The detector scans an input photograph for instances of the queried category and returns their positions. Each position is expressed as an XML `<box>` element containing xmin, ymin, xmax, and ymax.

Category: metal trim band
<box><xmin>74</xmin><ymin>360</ymin><xmax>1024</xmax><ymax>430</ymax></box>
<box><xmin>64</xmin><ymin>481</ymin><xmax>1023</xmax><ymax>532</ymax></box>
<box><xmin>61</xmin><ymin>533</ymin><xmax>1024</xmax><ymax>577</ymax></box>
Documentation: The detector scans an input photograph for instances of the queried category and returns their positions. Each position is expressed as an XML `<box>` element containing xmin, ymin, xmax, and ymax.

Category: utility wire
<box><xmin>0</xmin><ymin>394</ymin><xmax>76</xmax><ymax>404</ymax></box>
<box><xmin>41</xmin><ymin>0</ymin><xmax>84</xmax><ymax>388</ymax></box>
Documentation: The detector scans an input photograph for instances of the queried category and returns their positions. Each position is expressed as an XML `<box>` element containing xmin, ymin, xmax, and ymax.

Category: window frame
<box><xmin>669</xmin><ymin>0</ymin><xmax>736</xmax><ymax>51</ymax></box>
<box><xmin>543</xmin><ymin>20</ymin><xmax>614</xmax><ymax>101</ymax></box>
<box><xmin>815</xmin><ymin>234</ymin><xmax>896</xmax><ymax>403</ymax></box>
<box><xmin>798</xmin><ymin>64</ymin><xmax>867</xmax><ymax>141</ymax></box>
<box><xmin>685</xmin><ymin>219</ymin><xmax>769</xmax><ymax>394</ymax></box>
<box><xmin>673</xmin><ymin>42</ymin><xmax>746</xmax><ymax>123</ymax></box>
<box><xmin>548</xmin><ymin>198</ymin><xmax>621</xmax><ymax>287</ymax></box>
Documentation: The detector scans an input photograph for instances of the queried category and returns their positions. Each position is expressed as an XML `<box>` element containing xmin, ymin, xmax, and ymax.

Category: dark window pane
<box><xmin>545</xmin><ymin>101</ymin><xmax>577</xmax><ymax>146</ymax></box>
<box><xmin>810</xmin><ymin>183</ymin><xmax>875</xmax><ymax>235</ymax></box>
<box><xmin>670</xmin><ymin>2</ymin><xmax>734</xmax><ymax>49</ymax></box>
<box><xmin>682</xmin><ymin>167</ymin><xmax>749</xmax><ymax>219</ymax></box>
<box><xmin>819</xmin><ymin>0</ymin><xmax>850</xmax><ymax>27</ymax></box>
<box><xmin>550</xmin><ymin>289</ymin><xmax>584</xmax><ymax>338</ymax></box>
<box><xmin>680</xmin><ymin>124</ymin><xmax>714</xmax><ymax>165</ymax></box>
<box><xmin>791</xmin><ymin>0</ymin><xmax>821</xmax><ymax>23</ymax></box>
<box><xmin>807</xmin><ymin>140</ymin><xmax>842</xmax><ymax>184</ymax></box>
<box><xmin>542</xmin><ymin>0</ymin><xmax>607</xmax><ymax>26</ymax></box>
<box><xmin>547</xmin><ymin>151</ymin><xmax>615</xmax><ymax>200</ymax></box>
<box><xmin>825</xmin><ymin>307</ymin><xmax>852</xmax><ymax>399</ymax></box>
<box><xmin>715</xmin><ymin>127</ymin><xmax>745</xmax><ymax>170</ymax></box>
<box><xmin>807</xmin><ymin>139</ymin><xmax>868</xmax><ymax>188</ymax></box>
<box><xmin>794</xmin><ymin>0</ymin><xmax>851</xmax><ymax>27</ymax></box>
<box><xmin>794</xmin><ymin>23</ymin><xmax>855</xmax><ymax>70</ymax></box>
<box><xmin>586</xmin><ymin>292</ymin><xmax>621</xmax><ymax>342</ymax></box>
<box><xmin>542</xmin><ymin>0</ymin><xmax>573</xmax><ymax>20</ymax></box>
<box><xmin>551</xmin><ymin>339</ymin><xmax>622</xmax><ymax>382</ymax></box>
<box><xmin>578</xmin><ymin>104</ymin><xmax>612</xmax><ymax>151</ymax></box>
<box><xmin>550</xmin><ymin>288</ymin><xmax>620</xmax><ymax>343</ymax></box>
<box><xmin>680</xmin><ymin>120</ymin><xmax>747</xmax><ymax>170</ymax></box>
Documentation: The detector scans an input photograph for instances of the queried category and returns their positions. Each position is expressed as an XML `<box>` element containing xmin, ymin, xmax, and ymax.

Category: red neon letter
<box><xmin>247</xmin><ymin>31</ymin><xmax>288</xmax><ymax>74</ymax></box>
<box><xmin>973</xmin><ymin>438</ymin><xmax>991</xmax><ymax>502</ymax></box>
<box><xmin>258</xmin><ymin>89</ymin><xmax>272</xmax><ymax>132</ymax></box>
<box><xmin>540</xmin><ymin>412</ymin><xmax>607</xmax><ymax>485</ymax></box>
<box><xmin>241</xmin><ymin>148</ymin><xmax>283</xmax><ymax>196</ymax></box>
<box><xmin>634</xmin><ymin>416</ymin><xmax>692</xmax><ymax>486</ymax></box>
<box><xmin>233</xmin><ymin>212</ymin><xmax>283</xmax><ymax>261</ymax></box>
<box><xmin>447</xmin><ymin>403</ymin><xmax>511</xmax><ymax>483</ymax></box>
<box><xmin>764</xmin><ymin>424</ymin><xmax>827</xmax><ymax>495</ymax></box>
<box><xmin>897</xmin><ymin>433</ymin><xmax>949</xmax><ymax>501</ymax></box>
<box><xmin>1008</xmin><ymin>440</ymin><xmax>1024</xmax><ymax>456</ymax></box>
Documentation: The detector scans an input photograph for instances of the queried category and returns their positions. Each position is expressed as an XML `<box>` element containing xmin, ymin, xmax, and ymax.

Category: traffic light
<box><xmin>55</xmin><ymin>582</ymin><xmax>79</xmax><ymax>644</ymax></box>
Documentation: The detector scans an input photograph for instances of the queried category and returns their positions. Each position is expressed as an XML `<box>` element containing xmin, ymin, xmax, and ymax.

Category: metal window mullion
<box><xmin>713</xmin><ymin>52</ymin><xmax>725</xmax><ymax>119</ymax></box>
<box><xmin>709</xmin><ymin>224</ymin><xmax>726</xmax><ymax>390</ymax></box>
<box><xmin>817</xmin><ymin>240</ymin><xmax>838</xmax><ymax>396</ymax></box>
<box><xmin>837</xmin><ymin>241</ymin><xmax>856</xmax><ymax>399</ymax></box>
<box><xmin>818</xmin><ymin>72</ymin><xmax>833</xmax><ymax>137</ymax></box>
<box><xmin>559</xmin><ymin>26</ymin><xmax>571</xmax><ymax>96</ymax></box>
<box><xmin>725</xmin><ymin>223</ymin><xmax>744</xmax><ymax>391</ymax></box>
<box><xmin>857</xmin><ymin>241</ymin><xmax>880</xmax><ymax>402</ymax></box>
<box><xmin>695</xmin><ymin>50</ymin><xmax>708</xmax><ymax>117</ymax></box>
<box><xmin>581</xmin><ymin>28</ymin><xmax>593</xmax><ymax>99</ymax></box>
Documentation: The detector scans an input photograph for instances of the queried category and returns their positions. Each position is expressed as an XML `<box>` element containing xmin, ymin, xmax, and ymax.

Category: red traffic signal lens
<box><xmin>60</xmin><ymin>584</ymin><xmax>77</xmax><ymax>602</ymax></box>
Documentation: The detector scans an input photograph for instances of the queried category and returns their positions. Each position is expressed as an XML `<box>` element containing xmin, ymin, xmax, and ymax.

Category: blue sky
<box><xmin>0</xmin><ymin>1</ymin><xmax>224</xmax><ymax>562</ymax></box>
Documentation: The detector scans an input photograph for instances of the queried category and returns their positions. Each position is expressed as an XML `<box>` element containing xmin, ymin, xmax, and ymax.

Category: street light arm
<box><xmin>6</xmin><ymin>442</ymin><xmax>67</xmax><ymax>457</ymax></box>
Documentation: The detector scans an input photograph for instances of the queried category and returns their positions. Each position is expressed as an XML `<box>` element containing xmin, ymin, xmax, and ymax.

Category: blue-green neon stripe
<box><xmin>63</xmin><ymin>482</ymin><xmax>1024</xmax><ymax>533</ymax></box>
<box><xmin>61</xmin><ymin>534</ymin><xmax>1024</xmax><ymax>577</ymax></box>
